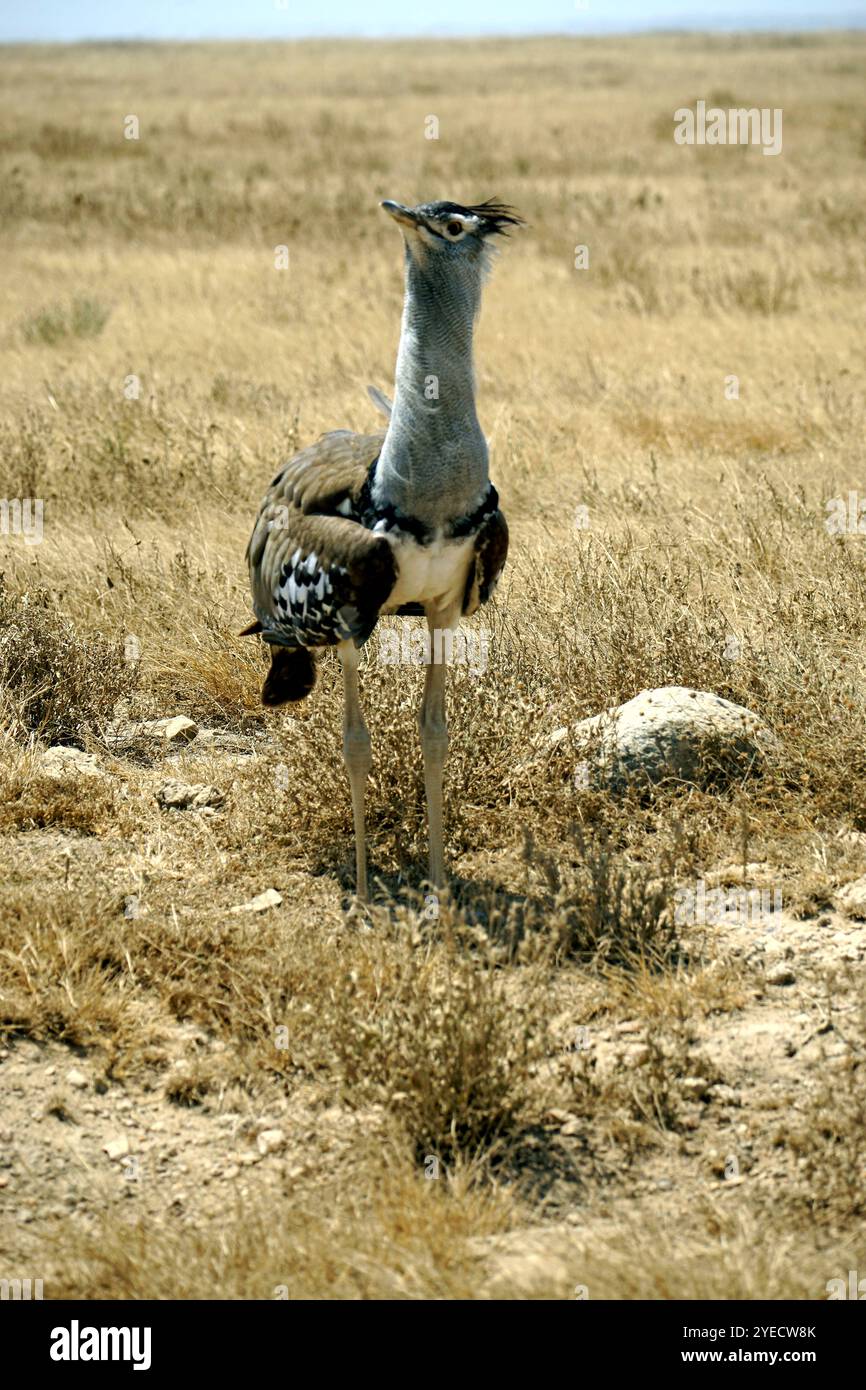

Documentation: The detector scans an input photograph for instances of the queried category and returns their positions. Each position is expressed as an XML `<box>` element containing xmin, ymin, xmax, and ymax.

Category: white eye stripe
<box><xmin>432</xmin><ymin>216</ymin><xmax>475</xmax><ymax>240</ymax></box>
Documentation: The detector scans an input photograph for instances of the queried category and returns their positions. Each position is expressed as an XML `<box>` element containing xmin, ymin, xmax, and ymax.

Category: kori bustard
<box><xmin>244</xmin><ymin>197</ymin><xmax>522</xmax><ymax>900</ymax></box>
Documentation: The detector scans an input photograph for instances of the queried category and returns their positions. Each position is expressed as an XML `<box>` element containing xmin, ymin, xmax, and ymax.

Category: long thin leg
<box><xmin>338</xmin><ymin>640</ymin><xmax>371</xmax><ymax>901</ymax></box>
<box><xmin>420</xmin><ymin>604</ymin><xmax>460</xmax><ymax>890</ymax></box>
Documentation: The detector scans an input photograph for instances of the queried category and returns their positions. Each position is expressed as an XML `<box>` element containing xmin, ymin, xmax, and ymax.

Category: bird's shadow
<box><xmin>332</xmin><ymin>858</ymin><xmax>539</xmax><ymax>949</ymax></box>
<box><xmin>488</xmin><ymin>1123</ymin><xmax>611</xmax><ymax>1211</ymax></box>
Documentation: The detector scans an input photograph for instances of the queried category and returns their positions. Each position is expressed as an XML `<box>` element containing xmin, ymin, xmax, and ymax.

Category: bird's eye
<box><xmin>445</xmin><ymin>220</ymin><xmax>464</xmax><ymax>238</ymax></box>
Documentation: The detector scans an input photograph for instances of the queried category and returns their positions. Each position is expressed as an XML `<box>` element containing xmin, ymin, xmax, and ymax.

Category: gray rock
<box><xmin>543</xmin><ymin>686</ymin><xmax>776</xmax><ymax>792</ymax></box>
<box><xmin>41</xmin><ymin>746</ymin><xmax>105</xmax><ymax>779</ymax></box>
<box><xmin>156</xmin><ymin>780</ymin><xmax>225</xmax><ymax>810</ymax></box>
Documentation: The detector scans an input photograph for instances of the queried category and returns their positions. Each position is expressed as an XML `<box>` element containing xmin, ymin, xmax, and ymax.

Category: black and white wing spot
<box><xmin>273</xmin><ymin>548</ymin><xmax>357</xmax><ymax>647</ymax></box>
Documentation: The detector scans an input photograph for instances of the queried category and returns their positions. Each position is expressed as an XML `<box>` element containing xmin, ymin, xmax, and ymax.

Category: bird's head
<box><xmin>380</xmin><ymin>198</ymin><xmax>523</xmax><ymax>283</ymax></box>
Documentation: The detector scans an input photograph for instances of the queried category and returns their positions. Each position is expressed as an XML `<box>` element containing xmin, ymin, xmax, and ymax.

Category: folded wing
<box><xmin>246</xmin><ymin>430</ymin><xmax>396</xmax><ymax>651</ymax></box>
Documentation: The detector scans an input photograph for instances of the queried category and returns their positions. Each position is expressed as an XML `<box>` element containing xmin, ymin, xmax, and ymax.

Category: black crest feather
<box><xmin>464</xmin><ymin>199</ymin><xmax>525</xmax><ymax>236</ymax></box>
<box><xmin>418</xmin><ymin>198</ymin><xmax>525</xmax><ymax>237</ymax></box>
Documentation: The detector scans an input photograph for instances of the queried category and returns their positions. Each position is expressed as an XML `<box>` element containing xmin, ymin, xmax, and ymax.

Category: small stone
<box><xmin>156</xmin><ymin>780</ymin><xmax>225</xmax><ymax>810</ymax></box>
<box><xmin>766</xmin><ymin>962</ymin><xmax>796</xmax><ymax>986</ymax></box>
<box><xmin>708</xmin><ymin>1084</ymin><xmax>742</xmax><ymax>1107</ymax></box>
<box><xmin>560</xmin><ymin>1118</ymin><xmax>582</xmax><ymax>1137</ymax></box>
<box><xmin>142</xmin><ymin>716</ymin><xmax>198</xmax><ymax>744</ymax></box>
<box><xmin>66</xmin><ymin>1068</ymin><xmax>88</xmax><ymax>1089</ymax></box>
<box><xmin>681</xmin><ymin>1076</ymin><xmax>711</xmax><ymax>1100</ymax></box>
<box><xmin>257</xmin><ymin>1128</ymin><xmax>286</xmax><ymax>1156</ymax></box>
<box><xmin>41</xmin><ymin>746</ymin><xmax>105</xmax><ymax>779</ymax></box>
<box><xmin>231</xmin><ymin>889</ymin><xmax>282</xmax><ymax>914</ymax></box>
<box><xmin>103</xmin><ymin>1136</ymin><xmax>130</xmax><ymax>1160</ymax></box>
<box><xmin>828</xmin><ymin>1054</ymin><xmax>853</xmax><ymax>1072</ymax></box>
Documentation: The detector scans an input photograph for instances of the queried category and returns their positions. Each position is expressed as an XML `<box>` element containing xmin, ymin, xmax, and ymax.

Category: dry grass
<box><xmin>775</xmin><ymin>975</ymin><xmax>866</xmax><ymax>1226</ymax></box>
<box><xmin>1</xmin><ymin>32</ymin><xmax>866</xmax><ymax>1298</ymax></box>
<box><xmin>0</xmin><ymin>580</ymin><xmax>138</xmax><ymax>743</ymax></box>
<box><xmin>34</xmin><ymin>1143</ymin><xmax>519</xmax><ymax>1300</ymax></box>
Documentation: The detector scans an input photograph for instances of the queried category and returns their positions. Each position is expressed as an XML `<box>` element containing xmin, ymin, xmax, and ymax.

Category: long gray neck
<box><xmin>373</xmin><ymin>247</ymin><xmax>489</xmax><ymax>529</ymax></box>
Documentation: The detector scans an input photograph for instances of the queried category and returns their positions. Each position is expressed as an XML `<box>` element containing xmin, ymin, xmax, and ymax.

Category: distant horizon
<box><xmin>2</xmin><ymin>0</ymin><xmax>865</xmax><ymax>45</ymax></box>
<box><xmin>5</xmin><ymin>26</ymin><xmax>866</xmax><ymax>44</ymax></box>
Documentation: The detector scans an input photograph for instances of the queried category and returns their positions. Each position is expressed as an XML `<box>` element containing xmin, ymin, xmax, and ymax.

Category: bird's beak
<box><xmin>380</xmin><ymin>199</ymin><xmax>421</xmax><ymax>231</ymax></box>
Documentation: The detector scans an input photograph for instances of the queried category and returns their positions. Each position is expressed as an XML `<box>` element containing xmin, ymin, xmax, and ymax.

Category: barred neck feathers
<box><xmin>373</xmin><ymin>246</ymin><xmax>489</xmax><ymax>531</ymax></box>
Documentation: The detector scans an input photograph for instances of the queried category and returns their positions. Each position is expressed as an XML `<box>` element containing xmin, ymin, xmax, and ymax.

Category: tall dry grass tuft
<box><xmin>330</xmin><ymin>914</ymin><xmax>553</xmax><ymax>1162</ymax></box>
<box><xmin>0</xmin><ymin>581</ymin><xmax>139</xmax><ymax>744</ymax></box>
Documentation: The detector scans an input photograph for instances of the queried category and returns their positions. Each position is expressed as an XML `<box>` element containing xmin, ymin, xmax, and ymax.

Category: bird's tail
<box><xmin>261</xmin><ymin>646</ymin><xmax>317</xmax><ymax>706</ymax></box>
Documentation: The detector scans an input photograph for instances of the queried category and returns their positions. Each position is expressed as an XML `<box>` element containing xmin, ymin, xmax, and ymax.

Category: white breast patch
<box><xmin>383</xmin><ymin>534</ymin><xmax>475</xmax><ymax>613</ymax></box>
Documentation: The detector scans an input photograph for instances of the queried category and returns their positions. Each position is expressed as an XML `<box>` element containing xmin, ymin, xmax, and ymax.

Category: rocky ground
<box><xmin>2</xmin><ymin>715</ymin><xmax>864</xmax><ymax>1298</ymax></box>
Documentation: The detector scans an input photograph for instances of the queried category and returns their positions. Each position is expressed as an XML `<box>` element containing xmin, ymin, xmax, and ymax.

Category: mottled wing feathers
<box><xmin>247</xmin><ymin>430</ymin><xmax>396</xmax><ymax>652</ymax></box>
<box><xmin>463</xmin><ymin>509</ymin><xmax>509</xmax><ymax>616</ymax></box>
<box><xmin>266</xmin><ymin>430</ymin><xmax>385</xmax><ymax>515</ymax></box>
<box><xmin>247</xmin><ymin>426</ymin><xmax>507</xmax><ymax>663</ymax></box>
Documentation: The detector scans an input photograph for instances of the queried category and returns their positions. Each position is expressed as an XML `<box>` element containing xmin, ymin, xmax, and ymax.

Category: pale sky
<box><xmin>1</xmin><ymin>0</ymin><xmax>864</xmax><ymax>42</ymax></box>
